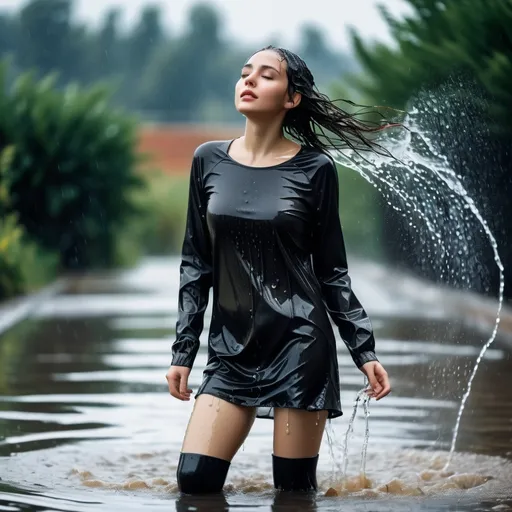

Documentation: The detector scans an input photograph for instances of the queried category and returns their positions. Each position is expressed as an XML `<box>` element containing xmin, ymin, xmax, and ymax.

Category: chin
<box><xmin>236</xmin><ymin>103</ymin><xmax>269</xmax><ymax>117</ymax></box>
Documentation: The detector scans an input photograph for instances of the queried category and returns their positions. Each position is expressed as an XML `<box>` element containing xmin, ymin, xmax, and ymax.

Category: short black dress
<box><xmin>171</xmin><ymin>140</ymin><xmax>378</xmax><ymax>419</ymax></box>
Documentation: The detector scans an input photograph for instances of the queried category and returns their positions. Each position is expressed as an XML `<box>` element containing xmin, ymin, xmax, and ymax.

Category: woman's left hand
<box><xmin>359</xmin><ymin>361</ymin><xmax>391</xmax><ymax>400</ymax></box>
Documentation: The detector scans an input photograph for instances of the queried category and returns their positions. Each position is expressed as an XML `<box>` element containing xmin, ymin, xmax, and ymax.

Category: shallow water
<box><xmin>0</xmin><ymin>257</ymin><xmax>511</xmax><ymax>511</ymax></box>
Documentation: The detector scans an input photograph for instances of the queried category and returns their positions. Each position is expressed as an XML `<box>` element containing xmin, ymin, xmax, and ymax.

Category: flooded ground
<box><xmin>0</xmin><ymin>256</ymin><xmax>511</xmax><ymax>511</ymax></box>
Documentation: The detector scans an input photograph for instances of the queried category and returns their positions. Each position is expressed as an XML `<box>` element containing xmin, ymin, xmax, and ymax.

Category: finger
<box><xmin>375</xmin><ymin>377</ymin><xmax>391</xmax><ymax>400</ymax></box>
<box><xmin>376</xmin><ymin>383</ymin><xmax>391</xmax><ymax>400</ymax></box>
<box><xmin>364</xmin><ymin>385</ymin><xmax>376</xmax><ymax>396</ymax></box>
<box><xmin>168</xmin><ymin>374</ymin><xmax>185</xmax><ymax>400</ymax></box>
<box><xmin>366</xmin><ymin>368</ymin><xmax>382</xmax><ymax>395</ymax></box>
<box><xmin>179</xmin><ymin>373</ymin><xmax>192</xmax><ymax>400</ymax></box>
<box><xmin>168</xmin><ymin>381</ymin><xmax>182</xmax><ymax>400</ymax></box>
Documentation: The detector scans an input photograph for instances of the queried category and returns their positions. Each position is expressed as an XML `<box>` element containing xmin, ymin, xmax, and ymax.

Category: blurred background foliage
<box><xmin>0</xmin><ymin>62</ymin><xmax>144</xmax><ymax>277</ymax></box>
<box><xmin>0</xmin><ymin>0</ymin><xmax>510</xmax><ymax>301</ymax></box>
<box><xmin>0</xmin><ymin>0</ymin><xmax>356</xmax><ymax>122</ymax></box>
<box><xmin>347</xmin><ymin>0</ymin><xmax>512</xmax><ymax>296</ymax></box>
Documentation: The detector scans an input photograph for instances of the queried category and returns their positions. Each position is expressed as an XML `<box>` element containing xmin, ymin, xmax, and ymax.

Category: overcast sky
<box><xmin>0</xmin><ymin>0</ymin><xmax>413</xmax><ymax>51</ymax></box>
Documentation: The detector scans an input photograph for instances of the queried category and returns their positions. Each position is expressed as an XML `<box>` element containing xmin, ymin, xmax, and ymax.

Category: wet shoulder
<box><xmin>191</xmin><ymin>140</ymin><xmax>230</xmax><ymax>174</ymax></box>
<box><xmin>294</xmin><ymin>146</ymin><xmax>337</xmax><ymax>179</ymax></box>
<box><xmin>193</xmin><ymin>140</ymin><xmax>229</xmax><ymax>161</ymax></box>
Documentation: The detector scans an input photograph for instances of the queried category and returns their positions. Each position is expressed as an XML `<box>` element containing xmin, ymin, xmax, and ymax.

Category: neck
<box><xmin>242</xmin><ymin>116</ymin><xmax>287</xmax><ymax>156</ymax></box>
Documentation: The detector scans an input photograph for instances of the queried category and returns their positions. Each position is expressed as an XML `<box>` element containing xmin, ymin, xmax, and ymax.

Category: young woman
<box><xmin>166</xmin><ymin>45</ymin><xmax>392</xmax><ymax>495</ymax></box>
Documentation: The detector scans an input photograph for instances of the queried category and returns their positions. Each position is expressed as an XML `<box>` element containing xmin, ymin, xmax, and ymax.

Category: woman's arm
<box><xmin>171</xmin><ymin>147</ymin><xmax>213</xmax><ymax>369</ymax></box>
<box><xmin>311</xmin><ymin>156</ymin><xmax>378</xmax><ymax>369</ymax></box>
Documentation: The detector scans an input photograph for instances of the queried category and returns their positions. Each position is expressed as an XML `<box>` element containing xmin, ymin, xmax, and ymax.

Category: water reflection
<box><xmin>0</xmin><ymin>258</ymin><xmax>511</xmax><ymax>511</ymax></box>
<box><xmin>175</xmin><ymin>491</ymin><xmax>321</xmax><ymax>512</ymax></box>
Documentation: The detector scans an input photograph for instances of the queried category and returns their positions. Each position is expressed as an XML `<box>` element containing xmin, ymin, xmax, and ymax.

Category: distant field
<box><xmin>137</xmin><ymin>124</ymin><xmax>242</xmax><ymax>175</ymax></box>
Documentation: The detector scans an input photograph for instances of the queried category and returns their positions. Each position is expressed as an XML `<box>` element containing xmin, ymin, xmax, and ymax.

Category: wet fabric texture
<box><xmin>171</xmin><ymin>140</ymin><xmax>378</xmax><ymax>419</ymax></box>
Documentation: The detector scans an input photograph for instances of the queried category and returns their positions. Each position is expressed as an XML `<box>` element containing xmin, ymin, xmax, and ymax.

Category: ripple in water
<box><xmin>331</xmin><ymin>80</ymin><xmax>505</xmax><ymax>477</ymax></box>
<box><xmin>3</xmin><ymin>443</ymin><xmax>511</xmax><ymax>503</ymax></box>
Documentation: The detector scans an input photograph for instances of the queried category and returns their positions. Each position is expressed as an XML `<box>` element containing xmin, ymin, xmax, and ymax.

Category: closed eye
<box><xmin>240</xmin><ymin>73</ymin><xmax>273</xmax><ymax>80</ymax></box>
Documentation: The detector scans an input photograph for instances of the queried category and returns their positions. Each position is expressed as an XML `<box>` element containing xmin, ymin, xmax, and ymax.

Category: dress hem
<box><xmin>194</xmin><ymin>389</ymin><xmax>344</xmax><ymax>420</ymax></box>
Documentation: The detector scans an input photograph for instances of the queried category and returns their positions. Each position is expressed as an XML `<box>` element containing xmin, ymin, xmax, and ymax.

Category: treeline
<box><xmin>0</xmin><ymin>0</ymin><xmax>357</xmax><ymax>123</ymax></box>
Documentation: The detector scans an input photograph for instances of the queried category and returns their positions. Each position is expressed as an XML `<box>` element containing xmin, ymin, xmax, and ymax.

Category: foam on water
<box><xmin>2</xmin><ymin>442</ymin><xmax>511</xmax><ymax>502</ymax></box>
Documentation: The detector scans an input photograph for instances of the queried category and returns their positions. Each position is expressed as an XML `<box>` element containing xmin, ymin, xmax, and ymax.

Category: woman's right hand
<box><xmin>166</xmin><ymin>365</ymin><xmax>192</xmax><ymax>401</ymax></box>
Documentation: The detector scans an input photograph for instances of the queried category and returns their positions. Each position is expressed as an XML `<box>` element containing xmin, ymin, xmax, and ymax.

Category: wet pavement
<box><xmin>0</xmin><ymin>256</ymin><xmax>511</xmax><ymax>511</ymax></box>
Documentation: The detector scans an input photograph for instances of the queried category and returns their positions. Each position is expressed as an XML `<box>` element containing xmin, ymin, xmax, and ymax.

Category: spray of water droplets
<box><xmin>329</xmin><ymin>86</ymin><xmax>505</xmax><ymax>473</ymax></box>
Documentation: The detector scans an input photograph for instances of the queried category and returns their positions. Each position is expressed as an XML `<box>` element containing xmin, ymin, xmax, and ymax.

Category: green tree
<box><xmin>0</xmin><ymin>13</ymin><xmax>17</xmax><ymax>57</ymax></box>
<box><xmin>16</xmin><ymin>0</ymin><xmax>75</xmax><ymax>83</ymax></box>
<box><xmin>298</xmin><ymin>24</ymin><xmax>358</xmax><ymax>90</ymax></box>
<box><xmin>127</xmin><ymin>5</ymin><xmax>165</xmax><ymax>77</ymax></box>
<box><xmin>0</xmin><ymin>61</ymin><xmax>144</xmax><ymax>270</ymax></box>
<box><xmin>348</xmin><ymin>0</ymin><xmax>512</xmax><ymax>297</ymax></box>
<box><xmin>138</xmin><ymin>4</ymin><xmax>224</xmax><ymax>121</ymax></box>
<box><xmin>349</xmin><ymin>0</ymin><xmax>512</xmax><ymax>133</ymax></box>
<box><xmin>94</xmin><ymin>8</ymin><xmax>124</xmax><ymax>80</ymax></box>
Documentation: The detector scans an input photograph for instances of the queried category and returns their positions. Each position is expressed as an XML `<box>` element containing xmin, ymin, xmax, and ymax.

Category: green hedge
<box><xmin>0</xmin><ymin>146</ymin><xmax>58</xmax><ymax>300</ymax></box>
<box><xmin>0</xmin><ymin>60</ymin><xmax>144</xmax><ymax>272</ymax></box>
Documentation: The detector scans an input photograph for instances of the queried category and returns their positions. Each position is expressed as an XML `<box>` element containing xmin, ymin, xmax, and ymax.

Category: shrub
<box><xmin>0</xmin><ymin>147</ymin><xmax>58</xmax><ymax>299</ymax></box>
<box><xmin>0</xmin><ymin>60</ymin><xmax>144</xmax><ymax>271</ymax></box>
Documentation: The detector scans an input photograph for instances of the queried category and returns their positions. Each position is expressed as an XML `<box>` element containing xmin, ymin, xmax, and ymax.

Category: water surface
<box><xmin>0</xmin><ymin>257</ymin><xmax>511</xmax><ymax>511</ymax></box>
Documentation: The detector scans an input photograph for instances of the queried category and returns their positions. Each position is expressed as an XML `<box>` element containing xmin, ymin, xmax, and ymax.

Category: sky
<box><xmin>0</xmin><ymin>0</ymin><xmax>413</xmax><ymax>52</ymax></box>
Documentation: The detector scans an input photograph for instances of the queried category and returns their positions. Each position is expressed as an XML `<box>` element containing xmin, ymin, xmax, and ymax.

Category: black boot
<box><xmin>176</xmin><ymin>452</ymin><xmax>231</xmax><ymax>494</ymax></box>
<box><xmin>272</xmin><ymin>454</ymin><xmax>319</xmax><ymax>492</ymax></box>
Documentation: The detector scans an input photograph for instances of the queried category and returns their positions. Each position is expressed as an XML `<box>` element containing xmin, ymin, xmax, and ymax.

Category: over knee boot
<box><xmin>176</xmin><ymin>452</ymin><xmax>231</xmax><ymax>494</ymax></box>
<box><xmin>272</xmin><ymin>454</ymin><xmax>319</xmax><ymax>492</ymax></box>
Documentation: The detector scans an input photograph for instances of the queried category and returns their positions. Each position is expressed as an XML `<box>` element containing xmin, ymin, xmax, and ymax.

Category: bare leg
<box><xmin>272</xmin><ymin>408</ymin><xmax>329</xmax><ymax>491</ymax></box>
<box><xmin>273</xmin><ymin>408</ymin><xmax>328</xmax><ymax>458</ymax></box>
<box><xmin>177</xmin><ymin>393</ymin><xmax>257</xmax><ymax>494</ymax></box>
<box><xmin>181</xmin><ymin>393</ymin><xmax>257</xmax><ymax>461</ymax></box>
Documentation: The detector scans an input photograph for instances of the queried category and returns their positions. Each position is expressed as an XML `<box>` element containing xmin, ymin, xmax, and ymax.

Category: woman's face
<box><xmin>234</xmin><ymin>50</ymin><xmax>297</xmax><ymax>118</ymax></box>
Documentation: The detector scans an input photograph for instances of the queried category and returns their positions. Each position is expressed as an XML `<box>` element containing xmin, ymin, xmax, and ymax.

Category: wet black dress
<box><xmin>171</xmin><ymin>140</ymin><xmax>378</xmax><ymax>419</ymax></box>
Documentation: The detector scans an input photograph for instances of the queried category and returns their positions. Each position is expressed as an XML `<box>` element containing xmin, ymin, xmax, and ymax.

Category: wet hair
<box><xmin>257</xmin><ymin>45</ymin><xmax>403</xmax><ymax>159</ymax></box>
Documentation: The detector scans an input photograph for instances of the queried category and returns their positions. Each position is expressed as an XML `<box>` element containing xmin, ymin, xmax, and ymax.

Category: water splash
<box><xmin>331</xmin><ymin>85</ymin><xmax>505</xmax><ymax>472</ymax></box>
<box><xmin>325</xmin><ymin>385</ymin><xmax>370</xmax><ymax>485</ymax></box>
<box><xmin>359</xmin><ymin>391</ymin><xmax>371</xmax><ymax>477</ymax></box>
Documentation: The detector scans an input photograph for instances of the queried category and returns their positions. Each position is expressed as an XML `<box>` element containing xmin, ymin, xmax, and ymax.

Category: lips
<box><xmin>241</xmin><ymin>90</ymin><xmax>257</xmax><ymax>99</ymax></box>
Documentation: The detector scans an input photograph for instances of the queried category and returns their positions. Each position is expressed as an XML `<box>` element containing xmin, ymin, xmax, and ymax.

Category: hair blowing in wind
<box><xmin>261</xmin><ymin>45</ymin><xmax>404</xmax><ymax>160</ymax></box>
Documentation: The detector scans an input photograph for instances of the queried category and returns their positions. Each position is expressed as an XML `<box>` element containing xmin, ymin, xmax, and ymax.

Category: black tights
<box><xmin>176</xmin><ymin>452</ymin><xmax>319</xmax><ymax>495</ymax></box>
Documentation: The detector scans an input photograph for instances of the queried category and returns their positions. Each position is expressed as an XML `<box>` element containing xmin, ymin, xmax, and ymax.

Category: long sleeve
<box><xmin>311</xmin><ymin>156</ymin><xmax>378</xmax><ymax>369</ymax></box>
<box><xmin>171</xmin><ymin>149</ymin><xmax>213</xmax><ymax>368</ymax></box>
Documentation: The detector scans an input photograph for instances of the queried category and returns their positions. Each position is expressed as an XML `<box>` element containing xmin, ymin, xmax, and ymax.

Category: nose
<box><xmin>244</xmin><ymin>73</ymin><xmax>256</xmax><ymax>87</ymax></box>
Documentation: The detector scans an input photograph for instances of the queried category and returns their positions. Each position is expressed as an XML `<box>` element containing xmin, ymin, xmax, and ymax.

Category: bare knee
<box><xmin>177</xmin><ymin>452</ymin><xmax>230</xmax><ymax>494</ymax></box>
<box><xmin>177</xmin><ymin>394</ymin><xmax>256</xmax><ymax>493</ymax></box>
<box><xmin>273</xmin><ymin>408</ymin><xmax>328</xmax><ymax>458</ymax></box>
<box><xmin>181</xmin><ymin>394</ymin><xmax>256</xmax><ymax>461</ymax></box>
